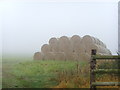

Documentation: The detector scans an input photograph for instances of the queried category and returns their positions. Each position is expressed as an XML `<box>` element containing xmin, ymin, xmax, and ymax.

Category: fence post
<box><xmin>90</xmin><ymin>49</ymin><xmax>96</xmax><ymax>90</ymax></box>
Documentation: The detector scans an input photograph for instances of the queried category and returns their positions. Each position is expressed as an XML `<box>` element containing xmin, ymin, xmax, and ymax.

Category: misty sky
<box><xmin>1</xmin><ymin>1</ymin><xmax>118</xmax><ymax>56</ymax></box>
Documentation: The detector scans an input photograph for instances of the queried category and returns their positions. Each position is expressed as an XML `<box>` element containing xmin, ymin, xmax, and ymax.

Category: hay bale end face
<box><xmin>34</xmin><ymin>52</ymin><xmax>42</xmax><ymax>60</ymax></box>
<box><xmin>44</xmin><ymin>52</ymin><xmax>55</xmax><ymax>60</ymax></box>
<box><xmin>79</xmin><ymin>52</ymin><xmax>91</xmax><ymax>61</ymax></box>
<box><xmin>41</xmin><ymin>44</ymin><xmax>50</xmax><ymax>55</ymax></box>
<box><xmin>54</xmin><ymin>52</ymin><xmax>66</xmax><ymax>60</ymax></box>
<box><xmin>49</xmin><ymin>37</ymin><xmax>59</xmax><ymax>52</ymax></box>
<box><xmin>70</xmin><ymin>35</ymin><xmax>81</xmax><ymax>51</ymax></box>
<box><xmin>58</xmin><ymin>36</ymin><xmax>73</xmax><ymax>60</ymax></box>
<box><xmin>58</xmin><ymin>36</ymin><xmax>71</xmax><ymax>52</ymax></box>
<box><xmin>70</xmin><ymin>35</ymin><xmax>85</xmax><ymax>54</ymax></box>
<box><xmin>49</xmin><ymin>37</ymin><xmax>58</xmax><ymax>45</ymax></box>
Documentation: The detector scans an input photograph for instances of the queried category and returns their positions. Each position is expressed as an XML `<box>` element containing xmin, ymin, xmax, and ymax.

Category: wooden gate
<box><xmin>90</xmin><ymin>49</ymin><xmax>120</xmax><ymax>90</ymax></box>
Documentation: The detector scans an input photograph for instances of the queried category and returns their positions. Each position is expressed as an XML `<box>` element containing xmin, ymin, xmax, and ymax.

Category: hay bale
<box><xmin>81</xmin><ymin>35</ymin><xmax>94</xmax><ymax>54</ymax></box>
<box><xmin>58</xmin><ymin>36</ymin><xmax>71</xmax><ymax>52</ymax></box>
<box><xmin>81</xmin><ymin>35</ymin><xmax>111</xmax><ymax>55</ymax></box>
<box><xmin>79</xmin><ymin>52</ymin><xmax>91</xmax><ymax>61</ymax></box>
<box><xmin>41</xmin><ymin>44</ymin><xmax>50</xmax><ymax>55</ymax></box>
<box><xmin>70</xmin><ymin>35</ymin><xmax>85</xmax><ymax>54</ymax></box>
<box><xmin>49</xmin><ymin>37</ymin><xmax>58</xmax><ymax>44</ymax></box>
<box><xmin>72</xmin><ymin>52</ymin><xmax>79</xmax><ymax>61</ymax></box>
<box><xmin>44</xmin><ymin>52</ymin><xmax>55</xmax><ymax>60</ymax></box>
<box><xmin>34</xmin><ymin>52</ymin><xmax>43</xmax><ymax>60</ymax></box>
<box><xmin>81</xmin><ymin>35</ymin><xmax>94</xmax><ymax>44</ymax></box>
<box><xmin>49</xmin><ymin>37</ymin><xmax>59</xmax><ymax>52</ymax></box>
<box><xmin>93</xmin><ymin>37</ymin><xmax>106</xmax><ymax>48</ymax></box>
<box><xmin>81</xmin><ymin>35</ymin><xmax>105</xmax><ymax>46</ymax></box>
<box><xmin>58</xmin><ymin>36</ymin><xmax>73</xmax><ymax>60</ymax></box>
<box><xmin>70</xmin><ymin>35</ymin><xmax>81</xmax><ymax>43</ymax></box>
<box><xmin>54</xmin><ymin>52</ymin><xmax>66</xmax><ymax>60</ymax></box>
<box><xmin>89</xmin><ymin>44</ymin><xmax>111</xmax><ymax>55</ymax></box>
<box><xmin>82</xmin><ymin>43</ymin><xmax>111</xmax><ymax>55</ymax></box>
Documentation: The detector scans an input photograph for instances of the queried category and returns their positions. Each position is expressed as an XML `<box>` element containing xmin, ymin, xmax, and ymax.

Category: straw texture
<box><xmin>54</xmin><ymin>52</ymin><xmax>66</xmax><ymax>60</ymax></box>
<box><xmin>44</xmin><ymin>52</ymin><xmax>55</xmax><ymax>60</ymax></box>
<box><xmin>81</xmin><ymin>35</ymin><xmax>111</xmax><ymax>55</ymax></box>
<box><xmin>58</xmin><ymin>36</ymin><xmax>73</xmax><ymax>60</ymax></box>
<box><xmin>34</xmin><ymin>52</ymin><xmax>42</xmax><ymax>60</ymax></box>
<box><xmin>41</xmin><ymin>44</ymin><xmax>50</xmax><ymax>55</ymax></box>
<box><xmin>49</xmin><ymin>37</ymin><xmax>59</xmax><ymax>52</ymax></box>
<box><xmin>70</xmin><ymin>35</ymin><xmax>84</xmax><ymax>53</ymax></box>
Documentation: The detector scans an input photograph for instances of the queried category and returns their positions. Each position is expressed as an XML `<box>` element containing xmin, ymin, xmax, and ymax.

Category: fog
<box><xmin>1</xmin><ymin>1</ymin><xmax>118</xmax><ymax>56</ymax></box>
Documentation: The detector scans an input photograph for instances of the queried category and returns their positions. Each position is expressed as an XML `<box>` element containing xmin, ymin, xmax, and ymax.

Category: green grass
<box><xmin>2</xmin><ymin>56</ymin><xmax>120</xmax><ymax>88</ymax></box>
<box><xmin>2</xmin><ymin>57</ymin><xmax>88</xmax><ymax>88</ymax></box>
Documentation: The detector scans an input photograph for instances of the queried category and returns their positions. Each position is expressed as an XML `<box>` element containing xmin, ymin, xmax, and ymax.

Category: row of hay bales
<box><xmin>34</xmin><ymin>35</ymin><xmax>111</xmax><ymax>61</ymax></box>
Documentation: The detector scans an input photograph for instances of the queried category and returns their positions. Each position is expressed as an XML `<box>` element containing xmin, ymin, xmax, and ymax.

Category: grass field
<box><xmin>2</xmin><ymin>56</ymin><xmax>120</xmax><ymax>88</ymax></box>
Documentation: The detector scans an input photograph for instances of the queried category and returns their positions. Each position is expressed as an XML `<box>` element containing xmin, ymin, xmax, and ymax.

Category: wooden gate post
<box><xmin>90</xmin><ymin>49</ymin><xmax>97</xmax><ymax>90</ymax></box>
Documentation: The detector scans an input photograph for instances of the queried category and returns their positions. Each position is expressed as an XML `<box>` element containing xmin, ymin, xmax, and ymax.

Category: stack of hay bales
<box><xmin>34</xmin><ymin>35</ymin><xmax>111</xmax><ymax>61</ymax></box>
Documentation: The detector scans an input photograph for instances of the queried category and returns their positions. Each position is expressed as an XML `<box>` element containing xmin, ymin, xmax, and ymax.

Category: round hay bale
<box><xmin>49</xmin><ymin>37</ymin><xmax>58</xmax><ymax>44</ymax></box>
<box><xmin>65</xmin><ymin>53</ymin><xmax>74</xmax><ymax>60</ymax></box>
<box><xmin>81</xmin><ymin>35</ymin><xmax>110</xmax><ymax>55</ymax></box>
<box><xmin>54</xmin><ymin>52</ymin><xmax>66</xmax><ymax>60</ymax></box>
<box><xmin>93</xmin><ymin>37</ymin><xmax>106</xmax><ymax>48</ymax></box>
<box><xmin>79</xmin><ymin>52</ymin><xmax>91</xmax><ymax>61</ymax></box>
<box><xmin>81</xmin><ymin>35</ymin><xmax>94</xmax><ymax>54</ymax></box>
<box><xmin>84</xmin><ymin>43</ymin><xmax>111</xmax><ymax>55</ymax></box>
<box><xmin>49</xmin><ymin>37</ymin><xmax>59</xmax><ymax>52</ymax></box>
<box><xmin>58</xmin><ymin>36</ymin><xmax>71</xmax><ymax>52</ymax></box>
<box><xmin>41</xmin><ymin>44</ymin><xmax>50</xmax><ymax>55</ymax></box>
<box><xmin>72</xmin><ymin>52</ymin><xmax>79</xmax><ymax>61</ymax></box>
<box><xmin>70</xmin><ymin>35</ymin><xmax>81</xmax><ymax>43</ymax></box>
<box><xmin>44</xmin><ymin>52</ymin><xmax>55</xmax><ymax>60</ymax></box>
<box><xmin>81</xmin><ymin>35</ymin><xmax>94</xmax><ymax>45</ymax></box>
<box><xmin>33</xmin><ymin>52</ymin><xmax>43</xmax><ymax>60</ymax></box>
<box><xmin>90</xmin><ymin>44</ymin><xmax>111</xmax><ymax>55</ymax></box>
<box><xmin>81</xmin><ymin>35</ymin><xmax>106</xmax><ymax>47</ymax></box>
<box><xmin>70</xmin><ymin>35</ymin><xmax>84</xmax><ymax>53</ymax></box>
<box><xmin>58</xmin><ymin>36</ymin><xmax>73</xmax><ymax>60</ymax></box>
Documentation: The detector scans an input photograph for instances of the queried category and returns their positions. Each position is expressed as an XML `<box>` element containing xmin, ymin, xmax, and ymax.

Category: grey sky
<box><xmin>1</xmin><ymin>1</ymin><xmax>118</xmax><ymax>56</ymax></box>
